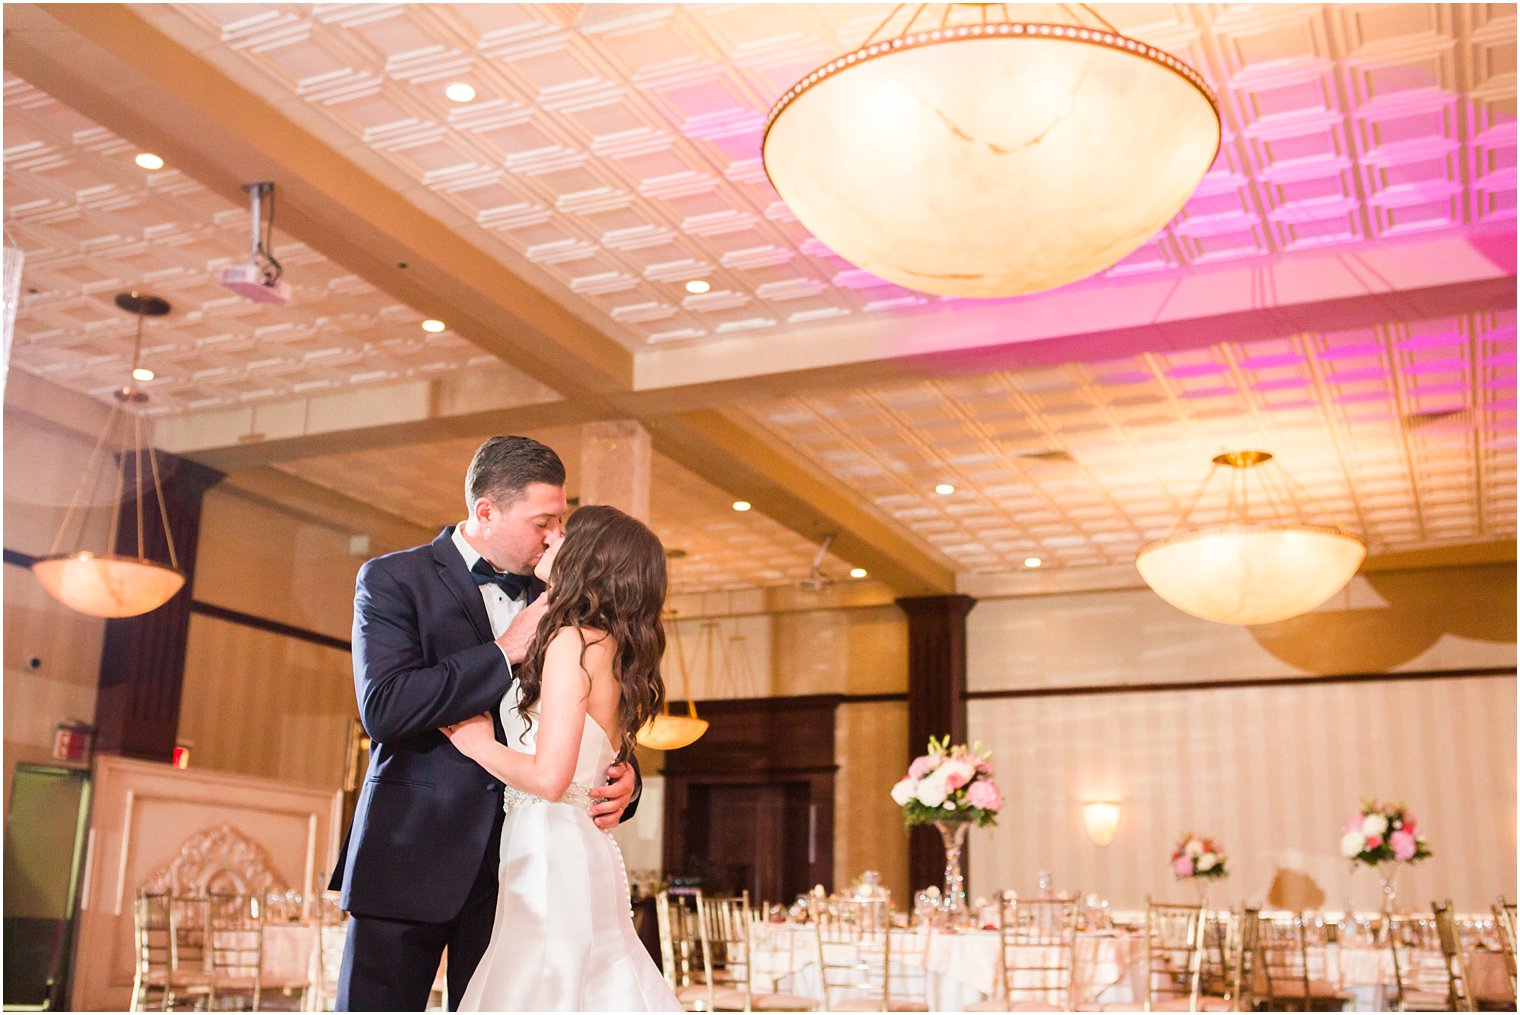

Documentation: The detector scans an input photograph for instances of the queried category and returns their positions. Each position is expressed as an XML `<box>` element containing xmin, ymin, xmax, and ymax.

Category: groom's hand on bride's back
<box><xmin>496</xmin><ymin>597</ymin><xmax>549</xmax><ymax>664</ymax></box>
<box><xmin>589</xmin><ymin>761</ymin><xmax>636</xmax><ymax>830</ymax></box>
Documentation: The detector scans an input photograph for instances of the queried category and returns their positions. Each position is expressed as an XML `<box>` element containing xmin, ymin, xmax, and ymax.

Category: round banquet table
<box><xmin>748</xmin><ymin>922</ymin><xmax>1146</xmax><ymax>1011</ymax></box>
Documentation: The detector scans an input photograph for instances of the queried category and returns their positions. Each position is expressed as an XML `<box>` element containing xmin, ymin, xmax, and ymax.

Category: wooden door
<box><xmin>685</xmin><ymin>781</ymin><xmax>814</xmax><ymax>904</ymax></box>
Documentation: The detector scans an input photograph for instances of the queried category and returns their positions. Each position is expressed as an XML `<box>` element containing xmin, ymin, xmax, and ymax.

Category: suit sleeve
<box><xmin>621</xmin><ymin>753</ymin><xmax>642</xmax><ymax>824</ymax></box>
<box><xmin>352</xmin><ymin>558</ymin><xmax>513</xmax><ymax>743</ymax></box>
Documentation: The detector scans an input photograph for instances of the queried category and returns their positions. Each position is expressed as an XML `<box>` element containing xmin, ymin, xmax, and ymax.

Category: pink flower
<box><xmin>1174</xmin><ymin>856</ymin><xmax>1194</xmax><ymax>877</ymax></box>
<box><xmin>908</xmin><ymin>754</ymin><xmax>940</xmax><ymax>780</ymax></box>
<box><xmin>1390</xmin><ymin>830</ymin><xmax>1417</xmax><ymax>862</ymax></box>
<box><xmin>966</xmin><ymin>780</ymin><xmax>1002</xmax><ymax>812</ymax></box>
<box><xmin>1365</xmin><ymin>835</ymin><xmax>1383</xmax><ymax>850</ymax></box>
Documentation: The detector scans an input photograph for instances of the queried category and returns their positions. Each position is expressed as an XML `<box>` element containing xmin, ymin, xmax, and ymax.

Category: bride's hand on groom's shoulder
<box><xmin>440</xmin><ymin>713</ymin><xmax>495</xmax><ymax>759</ymax></box>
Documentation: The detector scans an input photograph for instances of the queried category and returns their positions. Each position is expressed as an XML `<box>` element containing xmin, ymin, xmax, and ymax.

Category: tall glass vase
<box><xmin>933</xmin><ymin>819</ymin><xmax>971</xmax><ymax>924</ymax></box>
<box><xmin>1378</xmin><ymin>864</ymin><xmax>1398</xmax><ymax>914</ymax></box>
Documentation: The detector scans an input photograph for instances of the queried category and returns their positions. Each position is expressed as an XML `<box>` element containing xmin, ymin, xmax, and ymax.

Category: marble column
<box><xmin>579</xmin><ymin>420</ymin><xmax>652</xmax><ymax>522</ymax></box>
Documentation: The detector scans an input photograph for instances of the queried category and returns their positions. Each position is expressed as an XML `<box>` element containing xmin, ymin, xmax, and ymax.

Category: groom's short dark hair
<box><xmin>466</xmin><ymin>436</ymin><xmax>565</xmax><ymax>510</ymax></box>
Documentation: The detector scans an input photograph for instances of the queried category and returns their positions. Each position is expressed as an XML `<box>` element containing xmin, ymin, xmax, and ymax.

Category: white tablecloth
<box><xmin>748</xmin><ymin>923</ymin><xmax>1144</xmax><ymax>1011</ymax></box>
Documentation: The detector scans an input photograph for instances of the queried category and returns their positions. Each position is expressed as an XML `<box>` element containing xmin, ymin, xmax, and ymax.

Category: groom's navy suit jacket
<box><xmin>328</xmin><ymin>526</ymin><xmax>637</xmax><ymax>924</ymax></box>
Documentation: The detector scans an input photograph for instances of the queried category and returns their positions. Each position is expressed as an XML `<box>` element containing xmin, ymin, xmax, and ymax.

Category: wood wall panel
<box><xmin>177</xmin><ymin>614</ymin><xmax>355</xmax><ymax>791</ymax></box>
<box><xmin>966</xmin><ymin>675</ymin><xmax>1517</xmax><ymax>912</ymax></box>
<box><xmin>193</xmin><ymin>486</ymin><xmax>379</xmax><ymax>642</ymax></box>
<box><xmin>835</xmin><ymin>701</ymin><xmax>910</xmax><ymax>905</ymax></box>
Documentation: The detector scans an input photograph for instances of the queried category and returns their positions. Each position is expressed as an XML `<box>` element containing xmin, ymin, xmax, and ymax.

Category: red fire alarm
<box><xmin>52</xmin><ymin>720</ymin><xmax>93</xmax><ymax>762</ymax></box>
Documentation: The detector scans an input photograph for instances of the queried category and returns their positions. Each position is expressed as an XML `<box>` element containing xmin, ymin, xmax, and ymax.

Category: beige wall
<box><xmin>3</xmin><ymin>411</ymin><xmax>111</xmax><ymax>810</ymax></box>
<box><xmin>964</xmin><ymin>563</ymin><xmax>1518</xmax><ymax>912</ymax></box>
<box><xmin>178</xmin><ymin>613</ymin><xmax>355</xmax><ymax>790</ymax></box>
<box><xmin>195</xmin><ymin>484</ymin><xmax>389</xmax><ymax>642</ymax></box>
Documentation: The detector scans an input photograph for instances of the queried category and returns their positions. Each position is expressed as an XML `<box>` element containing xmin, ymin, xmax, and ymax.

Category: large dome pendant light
<box><xmin>761</xmin><ymin>4</ymin><xmax>1221</xmax><ymax>298</ymax></box>
<box><xmin>31</xmin><ymin>292</ymin><xmax>186</xmax><ymax>618</ymax></box>
<box><xmin>637</xmin><ymin>611</ymin><xmax>709</xmax><ymax>751</ymax></box>
<box><xmin>1135</xmin><ymin>452</ymin><xmax>1367</xmax><ymax>626</ymax></box>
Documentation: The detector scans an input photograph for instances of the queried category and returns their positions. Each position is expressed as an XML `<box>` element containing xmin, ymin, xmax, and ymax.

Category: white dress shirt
<box><xmin>452</xmin><ymin>523</ymin><xmax>526</xmax><ymax>666</ymax></box>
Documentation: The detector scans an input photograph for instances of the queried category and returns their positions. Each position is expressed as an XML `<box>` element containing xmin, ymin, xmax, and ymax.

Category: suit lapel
<box><xmin>431</xmin><ymin>527</ymin><xmax>494</xmax><ymax>644</ymax></box>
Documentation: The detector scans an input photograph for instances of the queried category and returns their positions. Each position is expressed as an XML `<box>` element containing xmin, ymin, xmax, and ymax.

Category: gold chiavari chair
<box><xmin>1431</xmin><ymin>902</ymin><xmax>1477</xmax><ymax>1013</ymax></box>
<box><xmin>1254</xmin><ymin>912</ymin><xmax>1348</xmax><ymax>1011</ymax></box>
<box><xmin>1198</xmin><ymin>909</ymin><xmax>1234</xmax><ymax>1006</ymax></box>
<box><xmin>207</xmin><ymin>893</ymin><xmax>265</xmax><ymax>1011</ymax></box>
<box><xmin>1141</xmin><ymin>899</ymin><xmax>1234</xmax><ymax>1012</ymax></box>
<box><xmin>810</xmin><ymin>897</ymin><xmax>926</xmax><ymax>1012</ymax></box>
<box><xmin>658</xmin><ymin>890</ymin><xmax>720</xmax><ymax>1011</ymax></box>
<box><xmin>1493</xmin><ymin>900</ymin><xmax>1518</xmax><ymax>999</ymax></box>
<box><xmin>130</xmin><ymin>891</ymin><xmax>215</xmax><ymax>1012</ymax></box>
<box><xmin>1386</xmin><ymin>914</ymin><xmax>1453</xmax><ymax>1011</ymax></box>
<box><xmin>208</xmin><ymin>892</ymin><xmax>310</xmax><ymax>1011</ymax></box>
<box><xmin>1230</xmin><ymin>908</ymin><xmax>1259</xmax><ymax>1012</ymax></box>
<box><xmin>695</xmin><ymin>892</ymin><xmax>817</xmax><ymax>1012</ymax></box>
<box><xmin>966</xmin><ymin>893</ymin><xmax>1076</xmax><ymax>1012</ymax></box>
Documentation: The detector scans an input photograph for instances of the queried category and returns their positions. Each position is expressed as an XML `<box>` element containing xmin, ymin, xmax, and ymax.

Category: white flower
<box><xmin>890</xmin><ymin>778</ymin><xmax>918</xmax><ymax>806</ymax></box>
<box><xmin>1340</xmin><ymin>831</ymin><xmax>1366</xmax><ymax>859</ymax></box>
<box><xmin>915</xmin><ymin>775</ymin><xmax>948</xmax><ymax>808</ymax></box>
<box><xmin>1361</xmin><ymin>813</ymin><xmax>1388</xmax><ymax>837</ymax></box>
<box><xmin>942</xmin><ymin>800</ymin><xmax>956</xmax><ymax>810</ymax></box>
<box><xmin>1185</xmin><ymin>838</ymin><xmax>1204</xmax><ymax>857</ymax></box>
<box><xmin>1196</xmin><ymin>852</ymin><xmax>1217</xmax><ymax>872</ymax></box>
<box><xmin>939</xmin><ymin>759</ymin><xmax>976</xmax><ymax>789</ymax></box>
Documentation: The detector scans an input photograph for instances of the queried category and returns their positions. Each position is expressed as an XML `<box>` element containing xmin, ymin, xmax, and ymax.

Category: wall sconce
<box><xmin>1083</xmin><ymin>801</ymin><xmax>1121</xmax><ymax>846</ymax></box>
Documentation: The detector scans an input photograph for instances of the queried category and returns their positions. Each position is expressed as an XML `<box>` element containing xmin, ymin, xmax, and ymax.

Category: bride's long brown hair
<box><xmin>514</xmin><ymin>504</ymin><xmax>667</xmax><ymax>762</ymax></box>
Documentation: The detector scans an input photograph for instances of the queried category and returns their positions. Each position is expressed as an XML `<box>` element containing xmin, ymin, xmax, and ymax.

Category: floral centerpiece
<box><xmin>890</xmin><ymin>737</ymin><xmax>1001</xmax><ymax>923</ymax></box>
<box><xmin>1339</xmin><ymin>799</ymin><xmax>1430</xmax><ymax>912</ymax></box>
<box><xmin>889</xmin><ymin>735</ymin><xmax>1002</xmax><ymax>826</ymax></box>
<box><xmin>1171</xmin><ymin>833</ymin><xmax>1228</xmax><ymax>879</ymax></box>
<box><xmin>1339</xmin><ymin>800</ymin><xmax>1431</xmax><ymax>867</ymax></box>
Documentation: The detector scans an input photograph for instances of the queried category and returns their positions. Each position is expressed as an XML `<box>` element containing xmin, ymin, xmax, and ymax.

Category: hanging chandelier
<box><xmin>637</xmin><ymin>611</ymin><xmax>709</xmax><ymax>751</ymax></box>
<box><xmin>761</xmin><ymin>3</ymin><xmax>1220</xmax><ymax>298</ymax></box>
<box><xmin>31</xmin><ymin>292</ymin><xmax>186</xmax><ymax>618</ymax></box>
<box><xmin>1135</xmin><ymin>452</ymin><xmax>1366</xmax><ymax>626</ymax></box>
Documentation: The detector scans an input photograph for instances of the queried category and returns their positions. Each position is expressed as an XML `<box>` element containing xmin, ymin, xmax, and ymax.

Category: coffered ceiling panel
<box><xmin>134</xmin><ymin>2</ymin><xmax>1516</xmax><ymax>348</ymax></box>
<box><xmin>273</xmin><ymin>425</ymin><xmax>862</xmax><ymax>593</ymax></box>
<box><xmin>2</xmin><ymin>74</ymin><xmax>537</xmax><ymax>414</ymax></box>
<box><xmin>743</xmin><ymin>310</ymin><xmax>1517</xmax><ymax>573</ymax></box>
<box><xmin>4</xmin><ymin>4</ymin><xmax>1514</xmax><ymax>597</ymax></box>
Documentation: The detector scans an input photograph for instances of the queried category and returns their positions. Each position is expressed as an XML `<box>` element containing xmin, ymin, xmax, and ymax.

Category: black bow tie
<box><xmin>470</xmin><ymin>558</ymin><xmax>531</xmax><ymax>600</ymax></box>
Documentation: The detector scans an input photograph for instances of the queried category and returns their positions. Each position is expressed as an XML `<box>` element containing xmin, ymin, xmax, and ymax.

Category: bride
<box><xmin>441</xmin><ymin>504</ymin><xmax>682</xmax><ymax>1012</ymax></box>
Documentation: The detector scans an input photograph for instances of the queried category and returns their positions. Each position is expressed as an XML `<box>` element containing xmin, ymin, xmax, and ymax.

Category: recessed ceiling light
<box><xmin>732</xmin><ymin>500</ymin><xmax>751</xmax><ymax>512</ymax></box>
<box><xmin>1024</xmin><ymin>557</ymin><xmax>1042</xmax><ymax>569</ymax></box>
<box><xmin>685</xmin><ymin>279</ymin><xmax>711</xmax><ymax>294</ymax></box>
<box><xmin>421</xmin><ymin>319</ymin><xmax>446</xmax><ymax>333</ymax></box>
<box><xmin>849</xmin><ymin>567</ymin><xmax>867</xmax><ymax>579</ymax></box>
<box><xmin>444</xmin><ymin>82</ymin><xmax>476</xmax><ymax>103</ymax></box>
<box><xmin>935</xmin><ymin>483</ymin><xmax>955</xmax><ymax>495</ymax></box>
<box><xmin>132</xmin><ymin>367</ymin><xmax>155</xmax><ymax>382</ymax></box>
<box><xmin>135</xmin><ymin>153</ymin><xmax>164</xmax><ymax>170</ymax></box>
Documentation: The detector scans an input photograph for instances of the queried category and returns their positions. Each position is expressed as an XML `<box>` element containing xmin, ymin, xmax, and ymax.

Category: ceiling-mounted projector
<box><xmin>219</xmin><ymin>263</ymin><xmax>291</xmax><ymax>305</ymax></box>
<box><xmin>220</xmin><ymin>181</ymin><xmax>290</xmax><ymax>305</ymax></box>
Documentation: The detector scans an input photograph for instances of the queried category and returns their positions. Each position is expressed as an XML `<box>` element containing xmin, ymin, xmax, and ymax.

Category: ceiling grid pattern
<box><xmin>2</xmin><ymin>75</ymin><xmax>517</xmax><ymax>414</ymax></box>
<box><xmin>135</xmin><ymin>2</ymin><xmax>1515</xmax><ymax>348</ymax></box>
<box><xmin>3</xmin><ymin>3</ymin><xmax>1515</xmax><ymax>595</ymax></box>
<box><xmin>744</xmin><ymin>312</ymin><xmax>1516</xmax><ymax>574</ymax></box>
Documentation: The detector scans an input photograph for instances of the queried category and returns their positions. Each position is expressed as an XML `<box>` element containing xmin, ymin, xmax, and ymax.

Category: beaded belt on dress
<box><xmin>501</xmin><ymin>782</ymin><xmax>593</xmax><ymax>814</ymax></box>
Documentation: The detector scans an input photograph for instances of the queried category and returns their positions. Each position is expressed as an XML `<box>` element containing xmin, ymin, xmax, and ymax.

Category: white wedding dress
<box><xmin>457</xmin><ymin>694</ymin><xmax>681</xmax><ymax>1012</ymax></box>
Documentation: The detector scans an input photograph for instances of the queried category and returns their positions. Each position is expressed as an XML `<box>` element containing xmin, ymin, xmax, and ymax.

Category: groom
<box><xmin>330</xmin><ymin>435</ymin><xmax>639</xmax><ymax>1010</ymax></box>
